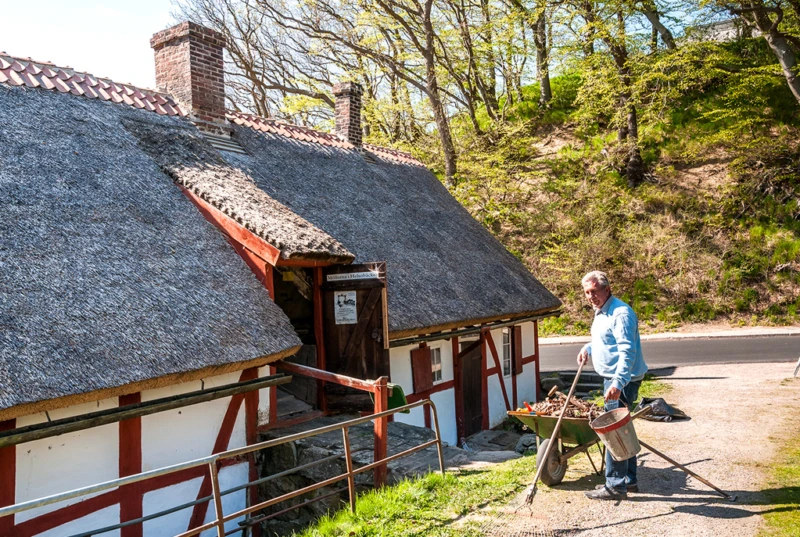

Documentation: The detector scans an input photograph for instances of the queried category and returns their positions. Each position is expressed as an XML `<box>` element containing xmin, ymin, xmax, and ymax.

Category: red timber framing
<box><xmin>2</xmin><ymin>368</ymin><xmax>261</xmax><ymax>537</ymax></box>
<box><xmin>0</xmin><ymin>419</ymin><xmax>15</xmax><ymax>535</ymax></box>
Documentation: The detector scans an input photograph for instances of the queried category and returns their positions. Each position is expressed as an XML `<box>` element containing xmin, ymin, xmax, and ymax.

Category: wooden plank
<box><xmin>341</xmin><ymin>287</ymin><xmax>382</xmax><ymax>363</ymax></box>
<box><xmin>274</xmin><ymin>360</ymin><xmax>377</xmax><ymax>393</ymax></box>
<box><xmin>243</xmin><ymin>368</ymin><xmax>261</xmax><ymax>537</ymax></box>
<box><xmin>179</xmin><ymin>185</ymin><xmax>280</xmax><ymax>266</ymax></box>
<box><xmin>0</xmin><ymin>420</ymin><xmax>15</xmax><ymax>536</ymax></box>
<box><xmin>457</xmin><ymin>339</ymin><xmax>481</xmax><ymax>359</ymax></box>
<box><xmin>313</xmin><ymin>268</ymin><xmax>327</xmax><ymax>412</ymax></box>
<box><xmin>410</xmin><ymin>345</ymin><xmax>433</xmax><ymax>393</ymax></box>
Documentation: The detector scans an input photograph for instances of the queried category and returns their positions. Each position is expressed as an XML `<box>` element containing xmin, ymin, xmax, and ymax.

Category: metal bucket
<box><xmin>590</xmin><ymin>407</ymin><xmax>641</xmax><ymax>461</ymax></box>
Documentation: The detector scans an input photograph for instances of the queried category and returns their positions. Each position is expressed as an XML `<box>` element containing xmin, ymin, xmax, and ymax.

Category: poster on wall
<box><xmin>334</xmin><ymin>291</ymin><xmax>357</xmax><ymax>324</ymax></box>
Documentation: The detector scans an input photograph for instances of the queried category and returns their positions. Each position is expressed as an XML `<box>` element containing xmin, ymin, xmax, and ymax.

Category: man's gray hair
<box><xmin>582</xmin><ymin>271</ymin><xmax>610</xmax><ymax>289</ymax></box>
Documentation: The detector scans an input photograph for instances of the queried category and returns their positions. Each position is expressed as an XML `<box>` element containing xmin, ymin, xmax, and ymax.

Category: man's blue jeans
<box><xmin>603</xmin><ymin>379</ymin><xmax>641</xmax><ymax>492</ymax></box>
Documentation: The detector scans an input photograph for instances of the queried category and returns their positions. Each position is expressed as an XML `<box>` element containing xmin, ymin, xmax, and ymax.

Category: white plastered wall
<box><xmin>486</xmin><ymin>322</ymin><xmax>539</xmax><ymax>428</ymax></box>
<box><xmin>12</xmin><ymin>369</ymin><xmax>253</xmax><ymax>536</ymax></box>
<box><xmin>388</xmin><ymin>342</ymin><xmax>458</xmax><ymax>446</ymax></box>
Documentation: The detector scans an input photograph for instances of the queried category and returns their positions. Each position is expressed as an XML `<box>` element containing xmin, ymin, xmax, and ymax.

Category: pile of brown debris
<box><xmin>526</xmin><ymin>394</ymin><xmax>603</xmax><ymax>420</ymax></box>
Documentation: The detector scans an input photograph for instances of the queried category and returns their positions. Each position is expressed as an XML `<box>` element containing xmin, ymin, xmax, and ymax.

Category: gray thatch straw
<box><xmin>122</xmin><ymin>118</ymin><xmax>354</xmax><ymax>263</ymax></box>
<box><xmin>224</xmin><ymin>126</ymin><xmax>562</xmax><ymax>338</ymax></box>
<box><xmin>0</xmin><ymin>85</ymin><xmax>301</xmax><ymax>417</ymax></box>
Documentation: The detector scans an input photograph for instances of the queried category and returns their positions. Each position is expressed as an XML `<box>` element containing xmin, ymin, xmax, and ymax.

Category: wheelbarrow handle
<box><xmin>525</xmin><ymin>361</ymin><xmax>586</xmax><ymax>505</ymax></box>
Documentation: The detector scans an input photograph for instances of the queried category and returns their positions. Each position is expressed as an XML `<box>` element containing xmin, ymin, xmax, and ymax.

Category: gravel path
<box><xmin>470</xmin><ymin>362</ymin><xmax>800</xmax><ymax>536</ymax></box>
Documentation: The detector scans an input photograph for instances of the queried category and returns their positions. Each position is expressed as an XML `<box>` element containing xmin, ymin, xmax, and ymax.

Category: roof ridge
<box><xmin>0</xmin><ymin>52</ymin><xmax>184</xmax><ymax>117</ymax></box>
<box><xmin>228</xmin><ymin>110</ymin><xmax>425</xmax><ymax>167</ymax></box>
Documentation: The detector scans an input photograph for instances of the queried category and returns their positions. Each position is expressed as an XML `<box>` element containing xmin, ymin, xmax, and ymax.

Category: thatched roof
<box><xmin>0</xmin><ymin>84</ymin><xmax>301</xmax><ymax>414</ymax></box>
<box><xmin>224</xmin><ymin>126</ymin><xmax>562</xmax><ymax>337</ymax></box>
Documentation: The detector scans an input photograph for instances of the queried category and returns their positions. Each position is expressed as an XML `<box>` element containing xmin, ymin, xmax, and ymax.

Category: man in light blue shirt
<box><xmin>578</xmin><ymin>271</ymin><xmax>648</xmax><ymax>501</ymax></box>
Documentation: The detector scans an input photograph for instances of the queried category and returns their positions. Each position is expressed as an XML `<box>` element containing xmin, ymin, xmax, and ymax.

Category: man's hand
<box><xmin>605</xmin><ymin>386</ymin><xmax>621</xmax><ymax>401</ymax></box>
<box><xmin>577</xmin><ymin>348</ymin><xmax>590</xmax><ymax>366</ymax></box>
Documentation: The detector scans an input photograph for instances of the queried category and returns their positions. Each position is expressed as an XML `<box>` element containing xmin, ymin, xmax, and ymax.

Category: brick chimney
<box><xmin>333</xmin><ymin>82</ymin><xmax>363</xmax><ymax>148</ymax></box>
<box><xmin>151</xmin><ymin>22</ymin><xmax>228</xmax><ymax>133</ymax></box>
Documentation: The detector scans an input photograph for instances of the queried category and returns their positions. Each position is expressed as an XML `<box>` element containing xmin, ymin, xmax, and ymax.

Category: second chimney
<box><xmin>333</xmin><ymin>82</ymin><xmax>363</xmax><ymax>148</ymax></box>
<box><xmin>151</xmin><ymin>22</ymin><xmax>228</xmax><ymax>132</ymax></box>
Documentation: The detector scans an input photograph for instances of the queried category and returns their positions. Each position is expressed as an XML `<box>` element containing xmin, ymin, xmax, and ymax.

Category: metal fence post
<box><xmin>208</xmin><ymin>462</ymin><xmax>226</xmax><ymax>537</ymax></box>
<box><xmin>342</xmin><ymin>426</ymin><xmax>357</xmax><ymax>512</ymax></box>
<box><xmin>373</xmin><ymin>376</ymin><xmax>389</xmax><ymax>487</ymax></box>
<box><xmin>428</xmin><ymin>402</ymin><xmax>446</xmax><ymax>476</ymax></box>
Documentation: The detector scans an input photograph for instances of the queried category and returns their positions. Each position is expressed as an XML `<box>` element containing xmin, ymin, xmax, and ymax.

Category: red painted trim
<box><xmin>521</xmin><ymin>354</ymin><xmax>538</xmax><ymax>365</ymax></box>
<box><xmin>485</xmin><ymin>333</ymin><xmax>511</xmax><ymax>412</ymax></box>
<box><xmin>14</xmin><ymin>489</ymin><xmax>121</xmax><ymax>537</ymax></box>
<box><xmin>180</xmin><ymin>185</ymin><xmax>281</xmax><ymax>266</ymax></box>
<box><xmin>423</xmin><ymin>405</ymin><xmax>431</xmax><ymax>429</ymax></box>
<box><xmin>242</xmin><ymin>368</ymin><xmax>261</xmax><ymax>537</ymax></box>
<box><xmin>480</xmin><ymin>330</ymin><xmax>489</xmax><ymax>430</ymax></box>
<box><xmin>372</xmin><ymin>377</ymin><xmax>389</xmax><ymax>488</ymax></box>
<box><xmin>0</xmin><ymin>419</ymin><xmax>15</xmax><ymax>535</ymax></box>
<box><xmin>452</xmin><ymin>337</ymin><xmax>464</xmax><ymax>442</ymax></box>
<box><xmin>268</xmin><ymin>365</ymin><xmax>278</xmax><ymax>425</ymax></box>
<box><xmin>512</xmin><ymin>372</ymin><xmax>518</xmax><ymax>412</ymax></box>
<box><xmin>187</xmin><ymin>371</ymin><xmax>249</xmax><ymax>532</ymax></box>
<box><xmin>313</xmin><ymin>267</ymin><xmax>327</xmax><ymax>412</ymax></box>
<box><xmin>119</xmin><ymin>393</ymin><xmax>143</xmax><ymax>537</ymax></box>
<box><xmin>405</xmin><ymin>380</ymin><xmax>455</xmax><ymax>404</ymax></box>
<box><xmin>276</xmin><ymin>258</ymin><xmax>336</xmax><ymax>267</ymax></box>
<box><xmin>486</xmin><ymin>367</ymin><xmax>500</xmax><ymax>376</ymax></box>
<box><xmin>534</xmin><ymin>321</ymin><xmax>541</xmax><ymax>402</ymax></box>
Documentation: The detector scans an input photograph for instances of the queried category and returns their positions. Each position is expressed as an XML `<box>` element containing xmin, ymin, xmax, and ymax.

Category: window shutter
<box><xmin>512</xmin><ymin>326</ymin><xmax>523</xmax><ymax>375</ymax></box>
<box><xmin>411</xmin><ymin>346</ymin><xmax>433</xmax><ymax>393</ymax></box>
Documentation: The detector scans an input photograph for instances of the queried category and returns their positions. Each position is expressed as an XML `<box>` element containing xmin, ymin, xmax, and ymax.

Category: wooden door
<box><xmin>322</xmin><ymin>262</ymin><xmax>389</xmax><ymax>410</ymax></box>
<box><xmin>460</xmin><ymin>340</ymin><xmax>483</xmax><ymax>438</ymax></box>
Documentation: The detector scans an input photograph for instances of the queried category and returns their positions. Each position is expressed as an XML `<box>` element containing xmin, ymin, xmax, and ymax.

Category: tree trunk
<box><xmin>608</xmin><ymin>39</ymin><xmax>645</xmax><ymax>187</ymax></box>
<box><xmin>764</xmin><ymin>33</ymin><xmax>800</xmax><ymax>105</ymax></box>
<box><xmin>534</xmin><ymin>9</ymin><xmax>552</xmax><ymax>106</ymax></box>
<box><xmin>641</xmin><ymin>4</ymin><xmax>677</xmax><ymax>50</ymax></box>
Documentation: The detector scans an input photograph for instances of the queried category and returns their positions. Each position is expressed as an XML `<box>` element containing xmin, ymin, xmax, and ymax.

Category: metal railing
<box><xmin>0</xmin><ymin>399</ymin><xmax>445</xmax><ymax>537</ymax></box>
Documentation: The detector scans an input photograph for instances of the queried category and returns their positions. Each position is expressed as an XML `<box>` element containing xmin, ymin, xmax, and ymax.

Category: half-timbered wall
<box><xmin>2</xmin><ymin>369</ymin><xmax>266</xmax><ymax>537</ymax></box>
<box><xmin>389</xmin><ymin>342</ymin><xmax>458</xmax><ymax>446</ymax></box>
<box><xmin>388</xmin><ymin>321</ymin><xmax>540</xmax><ymax>447</ymax></box>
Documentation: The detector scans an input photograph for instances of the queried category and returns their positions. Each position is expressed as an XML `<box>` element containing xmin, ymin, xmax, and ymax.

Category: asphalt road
<box><xmin>539</xmin><ymin>335</ymin><xmax>800</xmax><ymax>372</ymax></box>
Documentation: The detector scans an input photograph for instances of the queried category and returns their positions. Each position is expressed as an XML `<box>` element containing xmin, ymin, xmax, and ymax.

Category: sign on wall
<box><xmin>334</xmin><ymin>291</ymin><xmax>357</xmax><ymax>324</ymax></box>
<box><xmin>327</xmin><ymin>271</ymin><xmax>380</xmax><ymax>282</ymax></box>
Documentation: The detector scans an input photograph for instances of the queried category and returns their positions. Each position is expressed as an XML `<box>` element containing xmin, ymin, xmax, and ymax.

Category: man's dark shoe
<box><xmin>595</xmin><ymin>483</ymin><xmax>639</xmax><ymax>493</ymax></box>
<box><xmin>585</xmin><ymin>485</ymin><xmax>627</xmax><ymax>500</ymax></box>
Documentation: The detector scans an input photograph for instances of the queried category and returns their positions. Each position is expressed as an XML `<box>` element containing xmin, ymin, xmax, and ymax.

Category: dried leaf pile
<box><xmin>523</xmin><ymin>394</ymin><xmax>603</xmax><ymax>420</ymax></box>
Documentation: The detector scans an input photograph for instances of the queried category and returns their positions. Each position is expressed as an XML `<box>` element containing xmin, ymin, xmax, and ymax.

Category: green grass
<box><xmin>294</xmin><ymin>457</ymin><xmax>536</xmax><ymax>536</ymax></box>
<box><xmin>759</xmin><ymin>441</ymin><xmax>800</xmax><ymax>536</ymax></box>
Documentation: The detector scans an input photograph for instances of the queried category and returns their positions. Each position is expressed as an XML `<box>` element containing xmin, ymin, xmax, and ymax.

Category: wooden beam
<box><xmin>313</xmin><ymin>268</ymin><xmax>327</xmax><ymax>412</ymax></box>
<box><xmin>276</xmin><ymin>258</ymin><xmax>338</xmax><ymax>268</ymax></box>
<box><xmin>179</xmin><ymin>185</ymin><xmax>281</xmax><ymax>266</ymax></box>
<box><xmin>534</xmin><ymin>321</ymin><xmax>541</xmax><ymax>402</ymax></box>
<box><xmin>341</xmin><ymin>288</ymin><xmax>382</xmax><ymax>365</ymax></box>
<box><xmin>405</xmin><ymin>380</ymin><xmax>456</xmax><ymax>404</ymax></box>
<box><xmin>0</xmin><ymin>420</ymin><xmax>15</xmax><ymax>536</ymax></box>
<box><xmin>119</xmin><ymin>394</ymin><xmax>143</xmax><ymax>537</ymax></box>
<box><xmin>373</xmin><ymin>377</ymin><xmax>389</xmax><ymax>488</ymax></box>
<box><xmin>485</xmin><ymin>331</ymin><xmax>511</xmax><ymax>412</ymax></box>
<box><xmin>243</xmin><ymin>368</ymin><xmax>261</xmax><ymax>537</ymax></box>
<box><xmin>273</xmin><ymin>360</ymin><xmax>377</xmax><ymax>393</ymax></box>
<box><xmin>480</xmin><ymin>330</ymin><xmax>489</xmax><ymax>430</ymax></box>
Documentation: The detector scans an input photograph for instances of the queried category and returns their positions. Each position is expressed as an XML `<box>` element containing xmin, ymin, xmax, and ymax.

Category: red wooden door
<box><xmin>322</xmin><ymin>263</ymin><xmax>389</xmax><ymax>410</ymax></box>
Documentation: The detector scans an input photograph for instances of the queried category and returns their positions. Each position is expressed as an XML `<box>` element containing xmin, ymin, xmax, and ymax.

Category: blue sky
<box><xmin>0</xmin><ymin>0</ymin><xmax>176</xmax><ymax>89</ymax></box>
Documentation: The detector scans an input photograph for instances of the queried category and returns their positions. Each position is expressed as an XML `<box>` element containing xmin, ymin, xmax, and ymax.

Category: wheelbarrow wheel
<box><xmin>536</xmin><ymin>438</ymin><xmax>567</xmax><ymax>486</ymax></box>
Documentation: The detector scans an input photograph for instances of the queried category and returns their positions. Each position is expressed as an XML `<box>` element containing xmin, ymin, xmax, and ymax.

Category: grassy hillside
<box><xmin>412</xmin><ymin>39</ymin><xmax>800</xmax><ymax>335</ymax></box>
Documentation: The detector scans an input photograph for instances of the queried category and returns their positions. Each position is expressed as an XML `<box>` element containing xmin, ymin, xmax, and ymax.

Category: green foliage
<box><xmin>759</xmin><ymin>416</ymin><xmax>800</xmax><ymax>537</ymax></box>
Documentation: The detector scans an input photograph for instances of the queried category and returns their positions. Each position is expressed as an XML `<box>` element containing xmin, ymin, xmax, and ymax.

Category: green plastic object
<box><xmin>371</xmin><ymin>383</ymin><xmax>410</xmax><ymax>414</ymax></box>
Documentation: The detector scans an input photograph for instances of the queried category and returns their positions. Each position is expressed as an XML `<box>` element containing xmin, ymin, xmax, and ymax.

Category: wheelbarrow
<box><xmin>507</xmin><ymin>411</ymin><xmax>604</xmax><ymax>486</ymax></box>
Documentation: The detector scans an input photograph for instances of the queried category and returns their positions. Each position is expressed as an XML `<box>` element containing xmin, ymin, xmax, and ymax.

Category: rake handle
<box><xmin>526</xmin><ymin>360</ymin><xmax>586</xmax><ymax>504</ymax></box>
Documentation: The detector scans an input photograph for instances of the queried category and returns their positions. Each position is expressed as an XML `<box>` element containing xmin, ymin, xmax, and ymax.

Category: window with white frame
<box><xmin>430</xmin><ymin>347</ymin><xmax>443</xmax><ymax>383</ymax></box>
<box><xmin>502</xmin><ymin>329</ymin><xmax>512</xmax><ymax>377</ymax></box>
